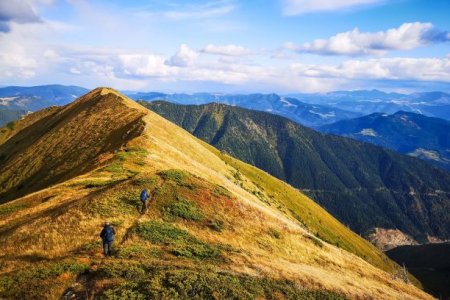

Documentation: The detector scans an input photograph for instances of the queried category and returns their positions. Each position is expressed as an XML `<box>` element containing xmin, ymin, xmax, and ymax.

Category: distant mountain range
<box><xmin>126</xmin><ymin>92</ymin><xmax>361</xmax><ymax>127</ymax></box>
<box><xmin>143</xmin><ymin>100</ymin><xmax>450</xmax><ymax>244</ymax></box>
<box><xmin>0</xmin><ymin>109</ymin><xmax>27</xmax><ymax>127</ymax></box>
<box><xmin>289</xmin><ymin>90</ymin><xmax>450</xmax><ymax>121</ymax></box>
<box><xmin>320</xmin><ymin>111</ymin><xmax>450</xmax><ymax>171</ymax></box>
<box><xmin>0</xmin><ymin>85</ymin><xmax>89</xmax><ymax>126</ymax></box>
<box><xmin>0</xmin><ymin>85</ymin><xmax>89</xmax><ymax>111</ymax></box>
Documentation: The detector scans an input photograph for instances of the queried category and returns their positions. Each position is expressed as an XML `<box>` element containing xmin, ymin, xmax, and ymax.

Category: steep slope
<box><xmin>0</xmin><ymin>88</ymin><xmax>145</xmax><ymax>203</ymax></box>
<box><xmin>0</xmin><ymin>88</ymin><xmax>430</xmax><ymax>299</ymax></box>
<box><xmin>144</xmin><ymin>101</ymin><xmax>450</xmax><ymax>243</ymax></box>
<box><xmin>0</xmin><ymin>84</ymin><xmax>88</xmax><ymax>111</ymax></box>
<box><xmin>127</xmin><ymin>92</ymin><xmax>360</xmax><ymax>127</ymax></box>
<box><xmin>320</xmin><ymin>111</ymin><xmax>450</xmax><ymax>171</ymax></box>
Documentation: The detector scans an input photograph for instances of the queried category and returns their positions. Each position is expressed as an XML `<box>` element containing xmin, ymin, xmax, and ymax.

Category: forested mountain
<box><xmin>320</xmin><ymin>111</ymin><xmax>450</xmax><ymax>171</ymax></box>
<box><xmin>144</xmin><ymin>101</ymin><xmax>450</xmax><ymax>243</ymax></box>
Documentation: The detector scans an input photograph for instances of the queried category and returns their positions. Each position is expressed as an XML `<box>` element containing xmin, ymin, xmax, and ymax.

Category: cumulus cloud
<box><xmin>286</xmin><ymin>22</ymin><xmax>450</xmax><ymax>56</ymax></box>
<box><xmin>0</xmin><ymin>0</ymin><xmax>41</xmax><ymax>32</ymax></box>
<box><xmin>201</xmin><ymin>44</ymin><xmax>251</xmax><ymax>56</ymax></box>
<box><xmin>281</xmin><ymin>0</ymin><xmax>381</xmax><ymax>15</ymax></box>
<box><xmin>166</xmin><ymin>44</ymin><xmax>198</xmax><ymax>67</ymax></box>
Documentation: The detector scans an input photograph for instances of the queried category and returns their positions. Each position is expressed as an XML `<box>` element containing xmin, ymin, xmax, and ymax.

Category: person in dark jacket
<box><xmin>140</xmin><ymin>189</ymin><xmax>149</xmax><ymax>214</ymax></box>
<box><xmin>99</xmin><ymin>222</ymin><xmax>115</xmax><ymax>256</ymax></box>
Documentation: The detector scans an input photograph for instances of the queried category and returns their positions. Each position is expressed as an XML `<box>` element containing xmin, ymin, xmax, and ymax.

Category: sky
<box><xmin>0</xmin><ymin>0</ymin><xmax>449</xmax><ymax>93</ymax></box>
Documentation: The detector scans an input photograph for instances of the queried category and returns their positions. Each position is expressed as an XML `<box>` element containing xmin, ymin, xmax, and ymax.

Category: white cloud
<box><xmin>118</xmin><ymin>54</ymin><xmax>177</xmax><ymax>78</ymax></box>
<box><xmin>201</xmin><ymin>44</ymin><xmax>251</xmax><ymax>56</ymax></box>
<box><xmin>281</xmin><ymin>0</ymin><xmax>382</xmax><ymax>15</ymax></box>
<box><xmin>166</xmin><ymin>44</ymin><xmax>198</xmax><ymax>67</ymax></box>
<box><xmin>286</xmin><ymin>22</ymin><xmax>450</xmax><ymax>56</ymax></box>
<box><xmin>290</xmin><ymin>57</ymin><xmax>450</xmax><ymax>82</ymax></box>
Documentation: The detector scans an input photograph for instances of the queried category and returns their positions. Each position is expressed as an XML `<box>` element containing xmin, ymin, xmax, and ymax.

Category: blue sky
<box><xmin>0</xmin><ymin>0</ymin><xmax>449</xmax><ymax>93</ymax></box>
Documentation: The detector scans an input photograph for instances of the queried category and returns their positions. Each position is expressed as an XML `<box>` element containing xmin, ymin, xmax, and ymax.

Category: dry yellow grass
<box><xmin>0</xmin><ymin>88</ymin><xmax>432</xmax><ymax>299</ymax></box>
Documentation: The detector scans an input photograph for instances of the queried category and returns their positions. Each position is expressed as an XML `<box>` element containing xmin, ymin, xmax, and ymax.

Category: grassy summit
<box><xmin>0</xmin><ymin>88</ymin><xmax>431</xmax><ymax>299</ymax></box>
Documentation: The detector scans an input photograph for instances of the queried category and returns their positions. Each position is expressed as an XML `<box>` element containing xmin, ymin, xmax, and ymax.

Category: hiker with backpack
<box><xmin>140</xmin><ymin>188</ymin><xmax>150</xmax><ymax>214</ymax></box>
<box><xmin>99</xmin><ymin>222</ymin><xmax>115</xmax><ymax>257</ymax></box>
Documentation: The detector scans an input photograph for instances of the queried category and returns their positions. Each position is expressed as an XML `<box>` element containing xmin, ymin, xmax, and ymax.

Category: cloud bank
<box><xmin>286</xmin><ymin>22</ymin><xmax>450</xmax><ymax>56</ymax></box>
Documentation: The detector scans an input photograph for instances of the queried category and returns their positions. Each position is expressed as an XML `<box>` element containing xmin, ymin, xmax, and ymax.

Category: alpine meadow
<box><xmin>0</xmin><ymin>0</ymin><xmax>449</xmax><ymax>299</ymax></box>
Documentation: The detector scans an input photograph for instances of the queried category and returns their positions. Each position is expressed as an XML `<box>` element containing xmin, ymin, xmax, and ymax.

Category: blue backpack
<box><xmin>140</xmin><ymin>189</ymin><xmax>148</xmax><ymax>202</ymax></box>
<box><xmin>102</xmin><ymin>226</ymin><xmax>115</xmax><ymax>242</ymax></box>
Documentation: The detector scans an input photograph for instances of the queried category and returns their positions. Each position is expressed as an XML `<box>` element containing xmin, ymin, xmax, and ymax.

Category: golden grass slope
<box><xmin>0</xmin><ymin>88</ymin><xmax>145</xmax><ymax>203</ymax></box>
<box><xmin>0</xmin><ymin>88</ymin><xmax>431</xmax><ymax>299</ymax></box>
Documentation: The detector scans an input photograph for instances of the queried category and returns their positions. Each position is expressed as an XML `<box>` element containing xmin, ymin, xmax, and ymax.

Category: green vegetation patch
<box><xmin>116</xmin><ymin>244</ymin><xmax>163</xmax><ymax>259</ymax></box>
<box><xmin>91</xmin><ymin>188</ymin><xmax>141</xmax><ymax>216</ymax></box>
<box><xmin>0</xmin><ymin>261</ymin><xmax>89</xmax><ymax>299</ymax></box>
<box><xmin>97</xmin><ymin>268</ymin><xmax>346</xmax><ymax>300</ymax></box>
<box><xmin>268</xmin><ymin>227</ymin><xmax>282</xmax><ymax>239</ymax></box>
<box><xmin>163</xmin><ymin>196</ymin><xmax>204</xmax><ymax>221</ymax></box>
<box><xmin>0</xmin><ymin>203</ymin><xmax>28</xmax><ymax>217</ymax></box>
<box><xmin>159</xmin><ymin>169</ymin><xmax>195</xmax><ymax>189</ymax></box>
<box><xmin>208</xmin><ymin>219</ymin><xmax>224</xmax><ymax>232</ymax></box>
<box><xmin>212</xmin><ymin>184</ymin><xmax>232</xmax><ymax>198</ymax></box>
<box><xmin>135</xmin><ymin>221</ymin><xmax>220</xmax><ymax>259</ymax></box>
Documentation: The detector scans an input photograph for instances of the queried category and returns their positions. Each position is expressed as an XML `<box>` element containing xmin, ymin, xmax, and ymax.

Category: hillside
<box><xmin>386</xmin><ymin>243</ymin><xmax>450</xmax><ymax>299</ymax></box>
<box><xmin>144</xmin><ymin>101</ymin><xmax>450</xmax><ymax>244</ymax></box>
<box><xmin>127</xmin><ymin>92</ymin><xmax>360</xmax><ymax>127</ymax></box>
<box><xmin>319</xmin><ymin>111</ymin><xmax>450</xmax><ymax>171</ymax></box>
<box><xmin>0</xmin><ymin>88</ymin><xmax>430</xmax><ymax>299</ymax></box>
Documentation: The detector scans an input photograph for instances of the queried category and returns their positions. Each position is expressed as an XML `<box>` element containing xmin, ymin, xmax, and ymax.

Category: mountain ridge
<box><xmin>319</xmin><ymin>111</ymin><xmax>450</xmax><ymax>171</ymax></box>
<box><xmin>0</xmin><ymin>88</ymin><xmax>431</xmax><ymax>299</ymax></box>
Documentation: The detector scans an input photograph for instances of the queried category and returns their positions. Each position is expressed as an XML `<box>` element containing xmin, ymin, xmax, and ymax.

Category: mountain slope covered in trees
<box><xmin>320</xmin><ymin>111</ymin><xmax>450</xmax><ymax>171</ymax></box>
<box><xmin>144</xmin><ymin>101</ymin><xmax>450</xmax><ymax>243</ymax></box>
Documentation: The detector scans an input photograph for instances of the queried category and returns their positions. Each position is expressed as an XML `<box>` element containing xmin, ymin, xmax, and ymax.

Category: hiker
<box><xmin>140</xmin><ymin>188</ymin><xmax>150</xmax><ymax>214</ymax></box>
<box><xmin>99</xmin><ymin>222</ymin><xmax>115</xmax><ymax>257</ymax></box>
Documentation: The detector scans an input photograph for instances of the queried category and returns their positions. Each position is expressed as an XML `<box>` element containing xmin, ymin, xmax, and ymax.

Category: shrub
<box><xmin>116</xmin><ymin>244</ymin><xmax>162</xmax><ymax>259</ymax></box>
<box><xmin>135</xmin><ymin>221</ymin><xmax>190</xmax><ymax>244</ymax></box>
<box><xmin>159</xmin><ymin>169</ymin><xmax>195</xmax><ymax>189</ymax></box>
<box><xmin>135</xmin><ymin>221</ymin><xmax>221</xmax><ymax>260</ymax></box>
<box><xmin>209</xmin><ymin>219</ymin><xmax>224</xmax><ymax>232</ymax></box>
<box><xmin>0</xmin><ymin>261</ymin><xmax>89</xmax><ymax>299</ymax></box>
<box><xmin>101</xmin><ymin>283</ymin><xmax>146</xmax><ymax>300</ymax></box>
<box><xmin>212</xmin><ymin>185</ymin><xmax>231</xmax><ymax>198</ymax></box>
<box><xmin>268</xmin><ymin>227</ymin><xmax>282</xmax><ymax>239</ymax></box>
<box><xmin>97</xmin><ymin>262</ymin><xmax>146</xmax><ymax>280</ymax></box>
<box><xmin>163</xmin><ymin>196</ymin><xmax>203</xmax><ymax>221</ymax></box>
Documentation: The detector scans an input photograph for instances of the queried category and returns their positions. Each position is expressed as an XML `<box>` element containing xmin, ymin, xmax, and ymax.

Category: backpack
<box><xmin>102</xmin><ymin>226</ymin><xmax>115</xmax><ymax>242</ymax></box>
<box><xmin>140</xmin><ymin>189</ymin><xmax>148</xmax><ymax>202</ymax></box>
